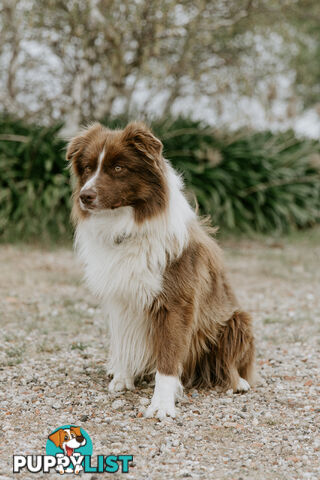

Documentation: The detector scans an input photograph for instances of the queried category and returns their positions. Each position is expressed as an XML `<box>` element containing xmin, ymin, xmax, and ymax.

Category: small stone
<box><xmin>110</xmin><ymin>442</ymin><xmax>122</xmax><ymax>449</ymax></box>
<box><xmin>223</xmin><ymin>421</ymin><xmax>236</xmax><ymax>428</ymax></box>
<box><xmin>112</xmin><ymin>399</ymin><xmax>125</xmax><ymax>409</ymax></box>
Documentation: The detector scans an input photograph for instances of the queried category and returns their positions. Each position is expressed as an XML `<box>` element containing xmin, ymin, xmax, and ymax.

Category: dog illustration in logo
<box><xmin>48</xmin><ymin>426</ymin><xmax>86</xmax><ymax>474</ymax></box>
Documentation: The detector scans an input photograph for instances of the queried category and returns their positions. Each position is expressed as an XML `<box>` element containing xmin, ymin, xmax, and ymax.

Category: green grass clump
<box><xmin>1</xmin><ymin>114</ymin><xmax>320</xmax><ymax>242</ymax></box>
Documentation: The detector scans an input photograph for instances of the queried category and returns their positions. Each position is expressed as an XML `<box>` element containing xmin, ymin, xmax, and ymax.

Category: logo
<box><xmin>13</xmin><ymin>424</ymin><xmax>133</xmax><ymax>475</ymax></box>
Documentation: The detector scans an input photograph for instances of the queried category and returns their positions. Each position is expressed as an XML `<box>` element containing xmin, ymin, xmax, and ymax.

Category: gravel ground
<box><xmin>0</xmin><ymin>231</ymin><xmax>319</xmax><ymax>479</ymax></box>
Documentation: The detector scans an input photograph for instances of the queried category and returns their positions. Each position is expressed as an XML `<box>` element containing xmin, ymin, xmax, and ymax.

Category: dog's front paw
<box><xmin>144</xmin><ymin>372</ymin><xmax>181</xmax><ymax>420</ymax></box>
<box><xmin>108</xmin><ymin>376</ymin><xmax>134</xmax><ymax>393</ymax></box>
<box><xmin>234</xmin><ymin>377</ymin><xmax>250</xmax><ymax>393</ymax></box>
<box><xmin>145</xmin><ymin>398</ymin><xmax>176</xmax><ymax>420</ymax></box>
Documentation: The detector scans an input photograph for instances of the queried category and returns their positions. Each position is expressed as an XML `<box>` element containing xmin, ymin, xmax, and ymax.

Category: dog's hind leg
<box><xmin>229</xmin><ymin>365</ymin><xmax>250</xmax><ymax>392</ymax></box>
<box><xmin>215</xmin><ymin>310</ymin><xmax>256</xmax><ymax>392</ymax></box>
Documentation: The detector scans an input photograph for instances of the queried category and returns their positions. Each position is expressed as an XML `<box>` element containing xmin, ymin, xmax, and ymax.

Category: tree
<box><xmin>0</xmin><ymin>0</ymin><xmax>319</xmax><ymax>132</ymax></box>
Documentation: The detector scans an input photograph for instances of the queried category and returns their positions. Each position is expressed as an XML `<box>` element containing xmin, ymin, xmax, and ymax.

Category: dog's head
<box><xmin>67</xmin><ymin>122</ymin><xmax>168</xmax><ymax>224</ymax></box>
<box><xmin>48</xmin><ymin>426</ymin><xmax>86</xmax><ymax>456</ymax></box>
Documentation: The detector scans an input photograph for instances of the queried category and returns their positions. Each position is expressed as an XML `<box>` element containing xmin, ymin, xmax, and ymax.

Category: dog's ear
<box><xmin>122</xmin><ymin>122</ymin><xmax>163</xmax><ymax>164</ymax></box>
<box><xmin>48</xmin><ymin>429</ymin><xmax>64</xmax><ymax>448</ymax></box>
<box><xmin>70</xmin><ymin>426</ymin><xmax>82</xmax><ymax>437</ymax></box>
<box><xmin>66</xmin><ymin>123</ymin><xmax>104</xmax><ymax>169</ymax></box>
<box><xmin>66</xmin><ymin>135</ymin><xmax>85</xmax><ymax>166</ymax></box>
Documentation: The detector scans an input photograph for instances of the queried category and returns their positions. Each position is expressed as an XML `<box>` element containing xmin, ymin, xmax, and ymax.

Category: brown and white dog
<box><xmin>48</xmin><ymin>426</ymin><xmax>86</xmax><ymax>456</ymax></box>
<box><xmin>67</xmin><ymin>122</ymin><xmax>255</xmax><ymax>419</ymax></box>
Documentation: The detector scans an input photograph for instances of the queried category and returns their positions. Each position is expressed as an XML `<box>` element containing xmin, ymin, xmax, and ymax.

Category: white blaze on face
<box><xmin>80</xmin><ymin>147</ymin><xmax>105</xmax><ymax>194</ymax></box>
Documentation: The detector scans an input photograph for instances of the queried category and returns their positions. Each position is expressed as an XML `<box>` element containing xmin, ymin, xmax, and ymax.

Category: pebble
<box><xmin>112</xmin><ymin>399</ymin><xmax>125</xmax><ymax>409</ymax></box>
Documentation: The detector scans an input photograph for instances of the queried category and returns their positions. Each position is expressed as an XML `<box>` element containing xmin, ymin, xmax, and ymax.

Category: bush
<box><xmin>153</xmin><ymin>118</ymin><xmax>320</xmax><ymax>233</ymax></box>
<box><xmin>0</xmin><ymin>115</ymin><xmax>71</xmax><ymax>242</ymax></box>
<box><xmin>0</xmin><ymin>115</ymin><xmax>320</xmax><ymax>242</ymax></box>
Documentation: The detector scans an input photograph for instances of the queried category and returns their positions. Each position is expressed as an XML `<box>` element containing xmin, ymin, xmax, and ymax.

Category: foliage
<box><xmin>284</xmin><ymin>0</ymin><xmax>320</xmax><ymax>108</ymax></box>
<box><xmin>1</xmin><ymin>0</ymin><xmax>320</xmax><ymax>128</ymax></box>
<box><xmin>1</xmin><ymin>115</ymin><xmax>320</xmax><ymax>242</ymax></box>
<box><xmin>154</xmin><ymin>118</ymin><xmax>320</xmax><ymax>233</ymax></box>
<box><xmin>0</xmin><ymin>115</ymin><xmax>71</xmax><ymax>242</ymax></box>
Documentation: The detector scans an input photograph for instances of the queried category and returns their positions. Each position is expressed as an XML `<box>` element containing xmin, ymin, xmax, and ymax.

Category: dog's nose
<box><xmin>80</xmin><ymin>189</ymin><xmax>97</xmax><ymax>205</ymax></box>
<box><xmin>76</xmin><ymin>435</ymin><xmax>84</xmax><ymax>443</ymax></box>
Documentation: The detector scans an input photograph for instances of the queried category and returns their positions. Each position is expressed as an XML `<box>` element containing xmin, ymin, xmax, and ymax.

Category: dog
<box><xmin>48</xmin><ymin>426</ymin><xmax>86</xmax><ymax>456</ymax></box>
<box><xmin>67</xmin><ymin>122</ymin><xmax>255</xmax><ymax>419</ymax></box>
<box><xmin>48</xmin><ymin>426</ymin><xmax>86</xmax><ymax>474</ymax></box>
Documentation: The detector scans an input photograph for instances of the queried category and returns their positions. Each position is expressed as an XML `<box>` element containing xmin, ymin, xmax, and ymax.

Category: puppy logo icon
<box><xmin>13</xmin><ymin>424</ymin><xmax>133</xmax><ymax>475</ymax></box>
<box><xmin>46</xmin><ymin>425</ymin><xmax>92</xmax><ymax>474</ymax></box>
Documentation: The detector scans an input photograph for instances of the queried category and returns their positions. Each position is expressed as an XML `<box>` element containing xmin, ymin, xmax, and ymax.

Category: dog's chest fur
<box><xmin>75</xmin><ymin>208</ymin><xmax>166</xmax><ymax>308</ymax></box>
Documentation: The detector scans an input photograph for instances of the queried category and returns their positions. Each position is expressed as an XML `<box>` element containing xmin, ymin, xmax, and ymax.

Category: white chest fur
<box><xmin>75</xmin><ymin>208</ymin><xmax>165</xmax><ymax>308</ymax></box>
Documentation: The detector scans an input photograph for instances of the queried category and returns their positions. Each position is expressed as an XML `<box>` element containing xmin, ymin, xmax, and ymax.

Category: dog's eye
<box><xmin>71</xmin><ymin>434</ymin><xmax>75</xmax><ymax>438</ymax></box>
<box><xmin>64</xmin><ymin>435</ymin><xmax>68</xmax><ymax>440</ymax></box>
<box><xmin>114</xmin><ymin>165</ymin><xmax>122</xmax><ymax>173</ymax></box>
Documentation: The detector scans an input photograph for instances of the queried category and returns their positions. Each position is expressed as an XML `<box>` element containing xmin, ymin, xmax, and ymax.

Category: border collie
<box><xmin>67</xmin><ymin>122</ymin><xmax>255</xmax><ymax>419</ymax></box>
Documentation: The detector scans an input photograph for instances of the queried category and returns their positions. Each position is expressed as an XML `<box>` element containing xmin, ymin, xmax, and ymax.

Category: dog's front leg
<box><xmin>107</xmin><ymin>348</ymin><xmax>135</xmax><ymax>393</ymax></box>
<box><xmin>145</xmin><ymin>308</ymin><xmax>190</xmax><ymax>420</ymax></box>
<box><xmin>145</xmin><ymin>371</ymin><xmax>182</xmax><ymax>419</ymax></box>
<box><xmin>108</xmin><ymin>373</ymin><xmax>135</xmax><ymax>393</ymax></box>
<box><xmin>106</xmin><ymin>305</ymin><xmax>135</xmax><ymax>393</ymax></box>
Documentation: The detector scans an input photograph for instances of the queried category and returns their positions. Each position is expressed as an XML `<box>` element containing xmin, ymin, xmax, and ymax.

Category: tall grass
<box><xmin>0</xmin><ymin>115</ymin><xmax>319</xmax><ymax>242</ymax></box>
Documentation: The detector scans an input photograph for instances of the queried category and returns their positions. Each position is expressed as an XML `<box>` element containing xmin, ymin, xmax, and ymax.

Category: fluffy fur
<box><xmin>68</xmin><ymin>122</ymin><xmax>255</xmax><ymax>419</ymax></box>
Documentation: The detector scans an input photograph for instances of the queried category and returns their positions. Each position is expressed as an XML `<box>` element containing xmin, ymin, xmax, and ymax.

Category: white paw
<box><xmin>108</xmin><ymin>376</ymin><xmax>134</xmax><ymax>393</ymax></box>
<box><xmin>235</xmin><ymin>377</ymin><xmax>250</xmax><ymax>393</ymax></box>
<box><xmin>144</xmin><ymin>372</ymin><xmax>181</xmax><ymax>420</ymax></box>
<box><xmin>145</xmin><ymin>400</ymin><xmax>176</xmax><ymax>420</ymax></box>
